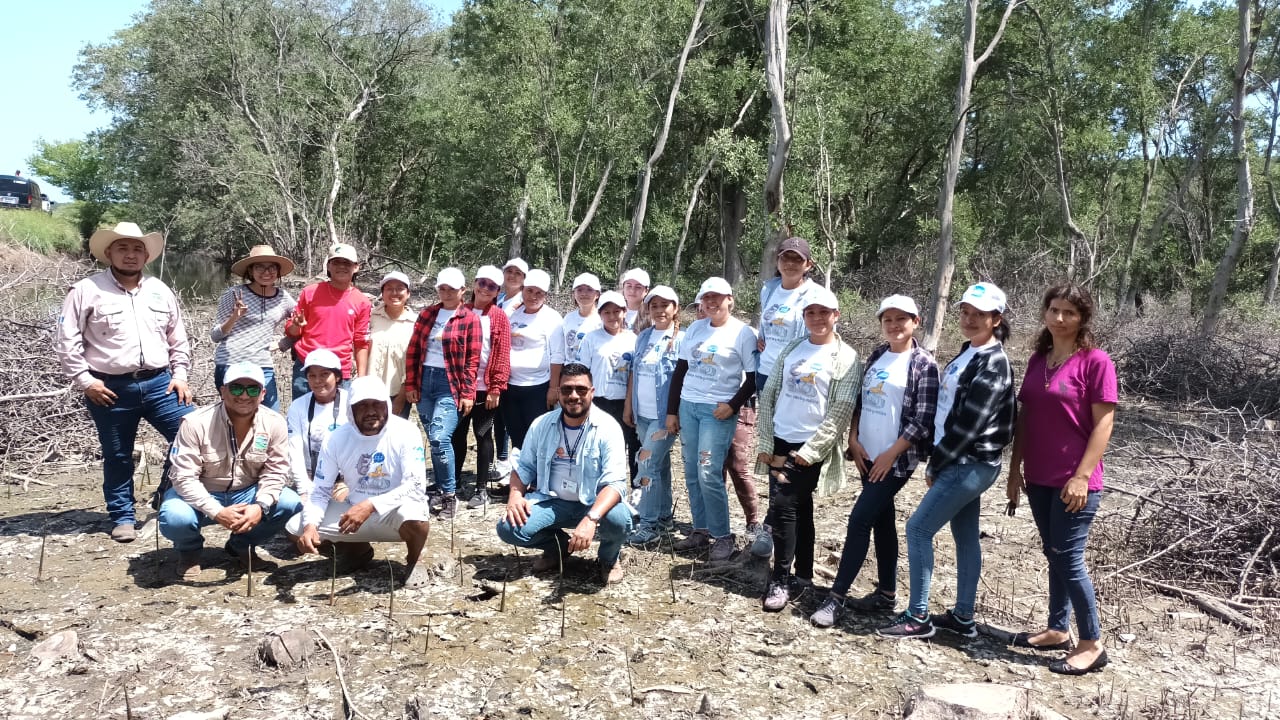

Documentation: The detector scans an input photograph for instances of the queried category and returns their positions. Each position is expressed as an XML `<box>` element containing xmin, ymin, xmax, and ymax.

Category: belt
<box><xmin>89</xmin><ymin>367</ymin><xmax>166</xmax><ymax>381</ymax></box>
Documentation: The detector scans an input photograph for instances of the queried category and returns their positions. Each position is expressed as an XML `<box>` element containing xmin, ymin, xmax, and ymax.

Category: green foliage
<box><xmin>0</xmin><ymin>210</ymin><xmax>82</xmax><ymax>255</ymax></box>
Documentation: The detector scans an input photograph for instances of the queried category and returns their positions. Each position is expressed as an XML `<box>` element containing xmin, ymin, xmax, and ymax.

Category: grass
<box><xmin>0</xmin><ymin>209</ymin><xmax>80</xmax><ymax>255</ymax></box>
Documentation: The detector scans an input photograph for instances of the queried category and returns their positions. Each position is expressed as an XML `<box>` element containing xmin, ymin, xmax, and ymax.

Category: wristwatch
<box><xmin>255</xmin><ymin>499</ymin><xmax>274</xmax><ymax>515</ymax></box>
<box><xmin>586</xmin><ymin>509</ymin><xmax>602</xmax><ymax>523</ymax></box>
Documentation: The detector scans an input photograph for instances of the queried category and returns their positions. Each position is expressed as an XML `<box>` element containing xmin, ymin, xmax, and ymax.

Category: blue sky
<box><xmin>1</xmin><ymin>0</ymin><xmax>463</xmax><ymax>201</ymax></box>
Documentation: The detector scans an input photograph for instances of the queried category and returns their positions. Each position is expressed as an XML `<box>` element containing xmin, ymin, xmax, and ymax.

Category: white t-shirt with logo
<box><xmin>578</xmin><ymin>328</ymin><xmax>637</xmax><ymax>401</ymax></box>
<box><xmin>508</xmin><ymin>306</ymin><xmax>566</xmax><ymax>386</ymax></box>
<box><xmin>423</xmin><ymin>308</ymin><xmax>455</xmax><ymax>369</ymax></box>
<box><xmin>759</xmin><ymin>279</ymin><xmax>815</xmax><ymax>377</ymax></box>
<box><xmin>562</xmin><ymin>310</ymin><xmax>602</xmax><ymax>363</ymax></box>
<box><xmin>302</xmin><ymin>415</ymin><xmax>427</xmax><ymax>527</ymax></box>
<box><xmin>476</xmin><ymin>312</ymin><xmax>493</xmax><ymax>392</ymax></box>
<box><xmin>679</xmin><ymin>317</ymin><xmax>758</xmax><ymax>405</ymax></box>
<box><xmin>934</xmin><ymin>339</ymin><xmax>998</xmax><ymax>445</ymax></box>
<box><xmin>858</xmin><ymin>350</ymin><xmax>910</xmax><ymax>458</ymax></box>
<box><xmin>286</xmin><ymin>390</ymin><xmax>351</xmax><ymax>497</ymax></box>
<box><xmin>772</xmin><ymin>340</ymin><xmax>837</xmax><ymax>443</ymax></box>
<box><xmin>625</xmin><ymin>309</ymin><xmax>640</xmax><ymax>331</ymax></box>
<box><xmin>634</xmin><ymin>328</ymin><xmax>679</xmax><ymax>420</ymax></box>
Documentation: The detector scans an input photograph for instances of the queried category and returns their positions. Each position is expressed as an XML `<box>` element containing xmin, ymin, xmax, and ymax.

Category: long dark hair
<box><xmin>1034</xmin><ymin>282</ymin><xmax>1096</xmax><ymax>355</ymax></box>
<box><xmin>993</xmin><ymin>312</ymin><xmax>1011</xmax><ymax>343</ymax></box>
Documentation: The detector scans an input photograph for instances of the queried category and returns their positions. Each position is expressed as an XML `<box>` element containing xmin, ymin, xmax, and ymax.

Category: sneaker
<box><xmin>747</xmin><ymin>523</ymin><xmax>773</xmax><ymax>558</ymax></box>
<box><xmin>847</xmin><ymin>588</ymin><xmax>897</xmax><ymax>613</ymax></box>
<box><xmin>876</xmin><ymin>611</ymin><xmax>936</xmax><ymax>639</ymax></box>
<box><xmin>673</xmin><ymin>530</ymin><xmax>710</xmax><ymax>551</ymax></box>
<box><xmin>762</xmin><ymin>580</ymin><xmax>790</xmax><ymax>612</ymax></box>
<box><xmin>177</xmin><ymin>550</ymin><xmax>202</xmax><ymax>582</ymax></box>
<box><xmin>224</xmin><ymin>542</ymin><xmax>279</xmax><ymax>572</ymax></box>
<box><xmin>708</xmin><ymin>534</ymin><xmax>736</xmax><ymax>561</ymax></box>
<box><xmin>627</xmin><ymin>526</ymin><xmax>662</xmax><ymax>545</ymax></box>
<box><xmin>437</xmin><ymin>494</ymin><xmax>457</xmax><ymax>520</ymax></box>
<box><xmin>810</xmin><ymin>595</ymin><xmax>848</xmax><ymax>628</ymax></box>
<box><xmin>788</xmin><ymin>576</ymin><xmax>813</xmax><ymax>597</ymax></box>
<box><xmin>110</xmin><ymin>523</ymin><xmax>136</xmax><ymax>543</ymax></box>
<box><xmin>487</xmin><ymin>465</ymin><xmax>505</xmax><ymax>482</ymax></box>
<box><xmin>467</xmin><ymin>489</ymin><xmax>490</xmax><ymax>509</ymax></box>
<box><xmin>931</xmin><ymin>609</ymin><xmax>978</xmax><ymax>638</ymax></box>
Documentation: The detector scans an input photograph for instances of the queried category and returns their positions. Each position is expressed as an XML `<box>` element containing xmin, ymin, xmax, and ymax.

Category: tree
<box><xmin>27</xmin><ymin>135</ymin><xmax>122</xmax><ymax>238</ymax></box>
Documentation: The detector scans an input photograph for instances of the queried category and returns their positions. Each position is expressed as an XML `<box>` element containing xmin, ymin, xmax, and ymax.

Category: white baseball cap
<box><xmin>695</xmin><ymin>276</ymin><xmax>733</xmax><ymax>302</ymax></box>
<box><xmin>958</xmin><ymin>282</ymin><xmax>1008</xmax><ymax>313</ymax></box>
<box><xmin>223</xmin><ymin>361</ymin><xmax>266</xmax><ymax>387</ymax></box>
<box><xmin>349</xmin><ymin>375</ymin><xmax>391</xmax><ymax>409</ymax></box>
<box><xmin>302</xmin><ymin>348</ymin><xmax>343</xmax><ymax>372</ymax></box>
<box><xmin>435</xmin><ymin>267</ymin><xmax>466</xmax><ymax>290</ymax></box>
<box><xmin>877</xmin><ymin>294</ymin><xmax>919</xmax><ymax>318</ymax></box>
<box><xmin>380</xmin><ymin>271</ymin><xmax>411</xmax><ymax>290</ymax></box>
<box><xmin>572</xmin><ymin>272</ymin><xmax>602</xmax><ymax>292</ymax></box>
<box><xmin>597</xmin><ymin>290</ymin><xmax>626</xmax><ymax>310</ymax></box>
<box><xmin>502</xmin><ymin>258</ymin><xmax>529</xmax><ymax>275</ymax></box>
<box><xmin>804</xmin><ymin>287</ymin><xmax>840</xmax><ymax>311</ymax></box>
<box><xmin>476</xmin><ymin>265</ymin><xmax>503</xmax><ymax>286</ymax></box>
<box><xmin>643</xmin><ymin>285</ymin><xmax>679</xmax><ymax>306</ymax></box>
<box><xmin>524</xmin><ymin>269</ymin><xmax>551</xmax><ymax>293</ymax></box>
<box><xmin>326</xmin><ymin>243</ymin><xmax>358</xmax><ymax>264</ymax></box>
<box><xmin>621</xmin><ymin>268</ymin><xmax>650</xmax><ymax>287</ymax></box>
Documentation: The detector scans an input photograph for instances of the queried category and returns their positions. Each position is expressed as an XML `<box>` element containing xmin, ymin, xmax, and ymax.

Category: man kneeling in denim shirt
<box><xmin>497</xmin><ymin>362</ymin><xmax>633</xmax><ymax>584</ymax></box>
<box><xmin>160</xmin><ymin>361</ymin><xmax>301</xmax><ymax>581</ymax></box>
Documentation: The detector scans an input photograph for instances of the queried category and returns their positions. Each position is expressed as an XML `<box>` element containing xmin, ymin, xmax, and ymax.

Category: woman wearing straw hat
<box><xmin>212</xmin><ymin>245</ymin><xmax>297</xmax><ymax>411</ymax></box>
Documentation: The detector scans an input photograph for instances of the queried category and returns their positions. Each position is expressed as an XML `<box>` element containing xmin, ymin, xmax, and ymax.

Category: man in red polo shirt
<box><xmin>285</xmin><ymin>243</ymin><xmax>372</xmax><ymax>399</ymax></box>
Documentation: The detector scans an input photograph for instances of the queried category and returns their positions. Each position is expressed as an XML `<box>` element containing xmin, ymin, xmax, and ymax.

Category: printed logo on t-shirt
<box><xmin>355</xmin><ymin>452</ymin><xmax>392</xmax><ymax>492</ymax></box>
<box><xmin>768</xmin><ymin>305</ymin><xmax>791</xmax><ymax>325</ymax></box>
<box><xmin>690</xmin><ymin>343</ymin><xmax>720</xmax><ymax>377</ymax></box>
<box><xmin>784</xmin><ymin>357</ymin><xmax>823</xmax><ymax>399</ymax></box>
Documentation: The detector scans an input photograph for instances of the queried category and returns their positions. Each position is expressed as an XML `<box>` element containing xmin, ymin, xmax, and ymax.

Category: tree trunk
<box><xmin>759</xmin><ymin>0</ymin><xmax>791</xmax><ymax>287</ymax></box>
<box><xmin>1117</xmin><ymin>113</ymin><xmax>1155</xmax><ymax>311</ymax></box>
<box><xmin>1200</xmin><ymin>0</ymin><xmax>1257</xmax><ymax>338</ymax></box>
<box><xmin>722</xmin><ymin>182</ymin><xmax>748</xmax><ymax>286</ymax></box>
<box><xmin>1262</xmin><ymin>81</ymin><xmax>1280</xmax><ymax>303</ymax></box>
<box><xmin>619</xmin><ymin>0</ymin><xmax>706</xmax><ymax>276</ymax></box>
<box><xmin>510</xmin><ymin>178</ymin><xmax>530</xmax><ymax>261</ymax></box>
<box><xmin>922</xmin><ymin>0</ymin><xmax>1021</xmax><ymax>352</ymax></box>
<box><xmin>555</xmin><ymin>159</ymin><xmax>614</xmax><ymax>290</ymax></box>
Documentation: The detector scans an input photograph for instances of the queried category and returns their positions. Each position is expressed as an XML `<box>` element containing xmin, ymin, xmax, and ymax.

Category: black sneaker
<box><xmin>437</xmin><ymin>494</ymin><xmax>457</xmax><ymax>520</ymax></box>
<box><xmin>810</xmin><ymin>595</ymin><xmax>847</xmax><ymax>628</ymax></box>
<box><xmin>930</xmin><ymin>609</ymin><xmax>978</xmax><ymax>638</ymax></box>
<box><xmin>466</xmin><ymin>489</ymin><xmax>490</xmax><ymax>509</ymax></box>
<box><xmin>847</xmin><ymin>589</ymin><xmax>897</xmax><ymax>613</ymax></box>
<box><xmin>876</xmin><ymin>611</ymin><xmax>936</xmax><ymax>639</ymax></box>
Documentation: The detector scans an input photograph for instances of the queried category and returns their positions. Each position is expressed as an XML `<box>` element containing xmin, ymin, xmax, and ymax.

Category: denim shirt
<box><xmin>516</xmin><ymin>406</ymin><xmax>629</xmax><ymax>506</ymax></box>
<box><xmin>628</xmin><ymin>325</ymin><xmax>684</xmax><ymax>421</ymax></box>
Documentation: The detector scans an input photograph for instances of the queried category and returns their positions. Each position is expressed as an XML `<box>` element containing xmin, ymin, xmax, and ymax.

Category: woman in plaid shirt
<box><xmin>404</xmin><ymin>268</ymin><xmax>482</xmax><ymax>520</ymax></box>
<box><xmin>877</xmin><ymin>282</ymin><xmax>1016</xmax><ymax>640</ymax></box>
<box><xmin>810</xmin><ymin>295</ymin><xmax>939</xmax><ymax>628</ymax></box>
<box><xmin>754</xmin><ymin>287</ymin><xmax>862</xmax><ymax>612</ymax></box>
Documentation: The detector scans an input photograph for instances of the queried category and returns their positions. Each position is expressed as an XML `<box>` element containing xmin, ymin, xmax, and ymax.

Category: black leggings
<box><xmin>592</xmin><ymin>397</ymin><xmax>640</xmax><ymax>481</ymax></box>
<box><xmin>764</xmin><ymin>437</ymin><xmax>822</xmax><ymax>583</ymax></box>
<box><xmin>452</xmin><ymin>391</ymin><xmax>497</xmax><ymax>491</ymax></box>
<box><xmin>501</xmin><ymin>382</ymin><xmax>550</xmax><ymax>450</ymax></box>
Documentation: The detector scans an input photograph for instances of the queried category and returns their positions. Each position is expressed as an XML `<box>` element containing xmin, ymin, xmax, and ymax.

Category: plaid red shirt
<box><xmin>405</xmin><ymin>304</ymin><xmax>482</xmax><ymax>405</ymax></box>
<box><xmin>468</xmin><ymin>302</ymin><xmax>511</xmax><ymax>393</ymax></box>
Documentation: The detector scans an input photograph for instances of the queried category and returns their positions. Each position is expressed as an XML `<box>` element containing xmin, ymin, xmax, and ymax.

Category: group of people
<box><xmin>53</xmin><ymin>223</ymin><xmax>1117</xmax><ymax>676</ymax></box>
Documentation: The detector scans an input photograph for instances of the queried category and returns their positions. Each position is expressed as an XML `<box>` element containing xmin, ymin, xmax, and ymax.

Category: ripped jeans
<box><xmin>634</xmin><ymin>415</ymin><xmax>678</xmax><ymax>530</ymax></box>
<box><xmin>678</xmin><ymin>401</ymin><xmax>736</xmax><ymax>538</ymax></box>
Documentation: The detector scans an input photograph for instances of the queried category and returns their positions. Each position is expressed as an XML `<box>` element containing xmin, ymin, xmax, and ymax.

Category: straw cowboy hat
<box><xmin>88</xmin><ymin>222</ymin><xmax>164</xmax><ymax>264</ymax></box>
<box><xmin>230</xmin><ymin>244</ymin><xmax>296</xmax><ymax>278</ymax></box>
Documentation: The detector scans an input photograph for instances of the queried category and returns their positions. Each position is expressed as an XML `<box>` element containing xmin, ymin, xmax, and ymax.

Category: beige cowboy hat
<box><xmin>230</xmin><ymin>244</ymin><xmax>296</xmax><ymax>278</ymax></box>
<box><xmin>88</xmin><ymin>222</ymin><xmax>164</xmax><ymax>264</ymax></box>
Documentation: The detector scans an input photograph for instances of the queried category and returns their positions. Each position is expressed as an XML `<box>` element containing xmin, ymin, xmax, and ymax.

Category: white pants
<box><xmin>286</xmin><ymin>500</ymin><xmax>430</xmax><ymax>543</ymax></box>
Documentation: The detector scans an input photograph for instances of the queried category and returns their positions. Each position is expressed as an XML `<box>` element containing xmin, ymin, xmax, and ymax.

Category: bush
<box><xmin>0</xmin><ymin>210</ymin><xmax>81</xmax><ymax>255</ymax></box>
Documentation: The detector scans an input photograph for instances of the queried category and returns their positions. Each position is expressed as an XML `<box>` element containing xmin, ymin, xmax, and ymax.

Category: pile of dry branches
<box><xmin>1116</xmin><ymin>330</ymin><xmax>1280</xmax><ymax>418</ymax></box>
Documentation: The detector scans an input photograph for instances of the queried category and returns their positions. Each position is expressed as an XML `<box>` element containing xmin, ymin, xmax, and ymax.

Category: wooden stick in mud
<box><xmin>37</xmin><ymin>533</ymin><xmax>46</xmax><ymax>582</ymax></box>
<box><xmin>329</xmin><ymin>553</ymin><xmax>337</xmax><ymax>606</ymax></box>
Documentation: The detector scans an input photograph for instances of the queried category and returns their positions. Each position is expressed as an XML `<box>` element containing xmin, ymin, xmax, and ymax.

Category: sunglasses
<box><xmin>228</xmin><ymin>383</ymin><xmax>263</xmax><ymax>397</ymax></box>
<box><xmin>560</xmin><ymin>385</ymin><xmax>591</xmax><ymax>397</ymax></box>
<box><xmin>476</xmin><ymin>279</ymin><xmax>500</xmax><ymax>291</ymax></box>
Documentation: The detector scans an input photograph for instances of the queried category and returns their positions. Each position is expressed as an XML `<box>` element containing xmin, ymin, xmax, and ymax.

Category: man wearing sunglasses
<box><xmin>159</xmin><ymin>362</ymin><xmax>301</xmax><ymax>581</ymax></box>
<box><xmin>496</xmin><ymin>363</ymin><xmax>633</xmax><ymax>584</ymax></box>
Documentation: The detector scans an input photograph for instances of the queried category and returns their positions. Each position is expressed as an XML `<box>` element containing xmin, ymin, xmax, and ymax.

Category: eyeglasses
<box><xmin>476</xmin><ymin>279</ymin><xmax>500</xmax><ymax>291</ymax></box>
<box><xmin>228</xmin><ymin>383</ymin><xmax>263</xmax><ymax>397</ymax></box>
<box><xmin>560</xmin><ymin>385</ymin><xmax>591</xmax><ymax>397</ymax></box>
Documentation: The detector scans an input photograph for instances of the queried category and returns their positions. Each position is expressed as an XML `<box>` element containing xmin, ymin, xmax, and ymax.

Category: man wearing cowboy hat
<box><xmin>54</xmin><ymin>221</ymin><xmax>195</xmax><ymax>543</ymax></box>
<box><xmin>211</xmin><ymin>245</ymin><xmax>297</xmax><ymax>411</ymax></box>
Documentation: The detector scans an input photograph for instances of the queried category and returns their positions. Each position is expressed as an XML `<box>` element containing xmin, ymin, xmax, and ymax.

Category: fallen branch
<box><xmin>1128</xmin><ymin>575</ymin><xmax>1263</xmax><ymax>632</ymax></box>
<box><xmin>0</xmin><ymin>389</ymin><xmax>66</xmax><ymax>403</ymax></box>
<box><xmin>312</xmin><ymin>628</ymin><xmax>368</xmax><ymax>720</ymax></box>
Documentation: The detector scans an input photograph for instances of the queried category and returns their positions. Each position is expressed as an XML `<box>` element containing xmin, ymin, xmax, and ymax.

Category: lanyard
<box><xmin>306</xmin><ymin>389</ymin><xmax>341</xmax><ymax>477</ymax></box>
<box><xmin>559</xmin><ymin>418</ymin><xmax>587</xmax><ymax>464</ymax></box>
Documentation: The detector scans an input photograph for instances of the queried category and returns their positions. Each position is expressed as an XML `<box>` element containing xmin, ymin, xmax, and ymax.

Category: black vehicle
<box><xmin>0</xmin><ymin>174</ymin><xmax>41</xmax><ymax>210</ymax></box>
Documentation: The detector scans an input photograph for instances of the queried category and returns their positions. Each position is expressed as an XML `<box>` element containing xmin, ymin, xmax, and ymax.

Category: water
<box><xmin>155</xmin><ymin>252</ymin><xmax>228</xmax><ymax>300</ymax></box>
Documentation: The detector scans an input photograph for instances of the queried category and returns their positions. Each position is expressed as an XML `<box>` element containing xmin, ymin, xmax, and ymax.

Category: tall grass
<box><xmin>0</xmin><ymin>209</ymin><xmax>81</xmax><ymax>255</ymax></box>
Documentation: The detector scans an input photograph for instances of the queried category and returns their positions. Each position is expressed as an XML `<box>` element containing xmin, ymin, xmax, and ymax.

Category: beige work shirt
<box><xmin>54</xmin><ymin>270</ymin><xmax>191</xmax><ymax>391</ymax></box>
<box><xmin>169</xmin><ymin>403</ymin><xmax>290</xmax><ymax>519</ymax></box>
<box><xmin>369</xmin><ymin>304</ymin><xmax>416</xmax><ymax>395</ymax></box>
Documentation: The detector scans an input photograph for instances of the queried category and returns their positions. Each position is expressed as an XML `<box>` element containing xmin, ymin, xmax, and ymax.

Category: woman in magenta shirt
<box><xmin>1006</xmin><ymin>282</ymin><xmax>1117</xmax><ymax>676</ymax></box>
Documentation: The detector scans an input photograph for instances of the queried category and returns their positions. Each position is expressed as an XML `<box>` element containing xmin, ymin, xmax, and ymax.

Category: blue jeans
<box><xmin>496</xmin><ymin>498</ymin><xmax>632</xmax><ymax>567</ymax></box>
<box><xmin>678</xmin><ymin>401</ymin><xmax>737</xmax><ymax>538</ymax></box>
<box><xmin>158</xmin><ymin>486</ymin><xmax>302</xmax><ymax>553</ymax></box>
<box><xmin>84</xmin><ymin>370</ymin><xmax>194</xmax><ymax>526</ymax></box>
<box><xmin>416</xmin><ymin>367</ymin><xmax>460</xmax><ymax>495</ymax></box>
<box><xmin>831</xmin><ymin>473</ymin><xmax>910</xmax><ymax>597</ymax></box>
<box><xmin>905</xmin><ymin>461</ymin><xmax>999</xmax><ymax>618</ymax></box>
<box><xmin>1026</xmin><ymin>483</ymin><xmax>1102</xmax><ymax>640</ymax></box>
<box><xmin>635</xmin><ymin>415</ymin><xmax>678</xmax><ymax>529</ymax></box>
<box><xmin>214</xmin><ymin>363</ymin><xmax>280</xmax><ymax>412</ymax></box>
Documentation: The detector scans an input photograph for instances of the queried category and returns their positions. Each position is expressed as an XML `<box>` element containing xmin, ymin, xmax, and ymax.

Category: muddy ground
<box><xmin>1</xmin><ymin>247</ymin><xmax>1276</xmax><ymax>719</ymax></box>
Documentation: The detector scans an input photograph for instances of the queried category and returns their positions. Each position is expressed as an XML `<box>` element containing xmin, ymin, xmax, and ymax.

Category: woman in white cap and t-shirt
<box><xmin>562</xmin><ymin>272</ymin><xmax>603</xmax><ymax>362</ymax></box>
<box><xmin>810</xmin><ymin>295</ymin><xmax>939</xmax><ymax>628</ymax></box>
<box><xmin>620</xmin><ymin>268</ymin><xmax>650</xmax><ymax>331</ymax></box>
<box><xmin>285</xmin><ymin>348</ymin><xmax>349</xmax><ymax>499</ymax></box>
<box><xmin>502</xmin><ymin>268</ymin><xmax>566</xmax><ymax>452</ymax></box>
<box><xmin>876</xmin><ymin>282</ymin><xmax>1016</xmax><ymax>641</ymax></box>
<box><xmin>369</xmin><ymin>271</ymin><xmax>416</xmax><ymax>418</ymax></box>
<box><xmin>757</xmin><ymin>237</ymin><xmax>817</xmax><ymax>390</ymax></box>
<box><xmin>499</xmin><ymin>258</ymin><xmax>528</xmax><ymax>314</ymax></box>
<box><xmin>212</xmin><ymin>245</ymin><xmax>297</xmax><ymax>411</ymax></box>
<box><xmin>452</xmin><ymin>265</ymin><xmax>512</xmax><ymax>509</ymax></box>
<box><xmin>666</xmin><ymin>277</ymin><xmax>759</xmax><ymax>562</ymax></box>
<box><xmin>578</xmin><ymin>291</ymin><xmax>640</xmax><ymax>478</ymax></box>
<box><xmin>754</xmin><ymin>287</ymin><xmax>861</xmax><ymax>612</ymax></box>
